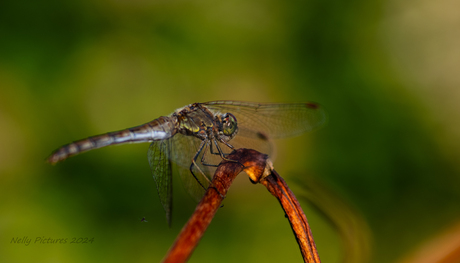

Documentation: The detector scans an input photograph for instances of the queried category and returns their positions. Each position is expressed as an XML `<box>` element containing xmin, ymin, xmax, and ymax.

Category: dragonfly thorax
<box><xmin>173</xmin><ymin>104</ymin><xmax>238</xmax><ymax>144</ymax></box>
<box><xmin>174</xmin><ymin>104</ymin><xmax>217</xmax><ymax>139</ymax></box>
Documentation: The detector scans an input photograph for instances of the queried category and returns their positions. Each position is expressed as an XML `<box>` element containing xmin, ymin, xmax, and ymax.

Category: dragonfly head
<box><xmin>220</xmin><ymin>113</ymin><xmax>238</xmax><ymax>141</ymax></box>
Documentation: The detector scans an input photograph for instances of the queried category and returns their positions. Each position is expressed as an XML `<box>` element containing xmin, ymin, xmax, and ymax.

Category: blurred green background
<box><xmin>2</xmin><ymin>0</ymin><xmax>460</xmax><ymax>262</ymax></box>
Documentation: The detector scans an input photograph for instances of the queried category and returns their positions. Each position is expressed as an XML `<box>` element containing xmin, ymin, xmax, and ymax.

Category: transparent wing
<box><xmin>147</xmin><ymin>140</ymin><xmax>173</xmax><ymax>226</ymax></box>
<box><xmin>225</xmin><ymin>126</ymin><xmax>276</xmax><ymax>159</ymax></box>
<box><xmin>204</xmin><ymin>101</ymin><xmax>327</xmax><ymax>139</ymax></box>
<box><xmin>170</xmin><ymin>134</ymin><xmax>214</xmax><ymax>202</ymax></box>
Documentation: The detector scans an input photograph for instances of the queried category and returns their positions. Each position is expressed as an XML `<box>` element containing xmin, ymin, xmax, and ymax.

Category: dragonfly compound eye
<box><xmin>222</xmin><ymin>113</ymin><xmax>238</xmax><ymax>136</ymax></box>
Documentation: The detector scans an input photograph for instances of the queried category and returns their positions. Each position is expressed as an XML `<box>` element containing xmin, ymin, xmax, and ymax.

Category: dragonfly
<box><xmin>47</xmin><ymin>101</ymin><xmax>326</xmax><ymax>225</ymax></box>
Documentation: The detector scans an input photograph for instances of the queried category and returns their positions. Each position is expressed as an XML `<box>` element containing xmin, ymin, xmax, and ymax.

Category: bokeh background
<box><xmin>2</xmin><ymin>0</ymin><xmax>460</xmax><ymax>262</ymax></box>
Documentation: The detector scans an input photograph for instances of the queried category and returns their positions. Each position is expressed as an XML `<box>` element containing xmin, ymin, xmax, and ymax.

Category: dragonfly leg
<box><xmin>209</xmin><ymin>143</ymin><xmax>219</xmax><ymax>156</ymax></box>
<box><xmin>214</xmin><ymin>139</ymin><xmax>241</xmax><ymax>163</ymax></box>
<box><xmin>219</xmin><ymin>138</ymin><xmax>235</xmax><ymax>150</ymax></box>
<box><xmin>190</xmin><ymin>139</ymin><xmax>212</xmax><ymax>186</ymax></box>
<box><xmin>190</xmin><ymin>139</ymin><xmax>224</xmax><ymax>198</ymax></box>
<box><xmin>211</xmin><ymin>139</ymin><xmax>235</xmax><ymax>157</ymax></box>
<box><xmin>200</xmin><ymin>141</ymin><xmax>219</xmax><ymax>168</ymax></box>
<box><xmin>189</xmin><ymin>161</ymin><xmax>208</xmax><ymax>189</ymax></box>
<box><xmin>211</xmin><ymin>139</ymin><xmax>244</xmax><ymax>170</ymax></box>
<box><xmin>190</xmin><ymin>160</ymin><xmax>225</xmax><ymax>199</ymax></box>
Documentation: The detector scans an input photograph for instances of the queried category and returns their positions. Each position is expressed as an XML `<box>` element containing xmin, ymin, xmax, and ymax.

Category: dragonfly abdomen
<box><xmin>47</xmin><ymin>116</ymin><xmax>176</xmax><ymax>164</ymax></box>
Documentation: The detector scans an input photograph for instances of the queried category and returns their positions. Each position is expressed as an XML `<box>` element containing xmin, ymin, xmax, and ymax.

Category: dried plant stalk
<box><xmin>162</xmin><ymin>148</ymin><xmax>321</xmax><ymax>263</ymax></box>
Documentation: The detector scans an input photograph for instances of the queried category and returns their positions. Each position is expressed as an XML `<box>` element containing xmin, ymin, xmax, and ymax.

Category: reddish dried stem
<box><xmin>162</xmin><ymin>148</ymin><xmax>267</xmax><ymax>263</ymax></box>
<box><xmin>260</xmin><ymin>170</ymin><xmax>321</xmax><ymax>263</ymax></box>
<box><xmin>162</xmin><ymin>148</ymin><xmax>320</xmax><ymax>263</ymax></box>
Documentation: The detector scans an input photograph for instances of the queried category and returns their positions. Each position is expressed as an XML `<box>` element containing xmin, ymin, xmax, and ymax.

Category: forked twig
<box><xmin>162</xmin><ymin>148</ymin><xmax>321</xmax><ymax>263</ymax></box>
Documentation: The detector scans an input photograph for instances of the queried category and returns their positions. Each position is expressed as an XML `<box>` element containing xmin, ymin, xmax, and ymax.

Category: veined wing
<box><xmin>148</xmin><ymin>140</ymin><xmax>173</xmax><ymax>226</ymax></box>
<box><xmin>203</xmin><ymin>101</ymin><xmax>326</xmax><ymax>139</ymax></box>
<box><xmin>221</xmin><ymin>127</ymin><xmax>276</xmax><ymax>159</ymax></box>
